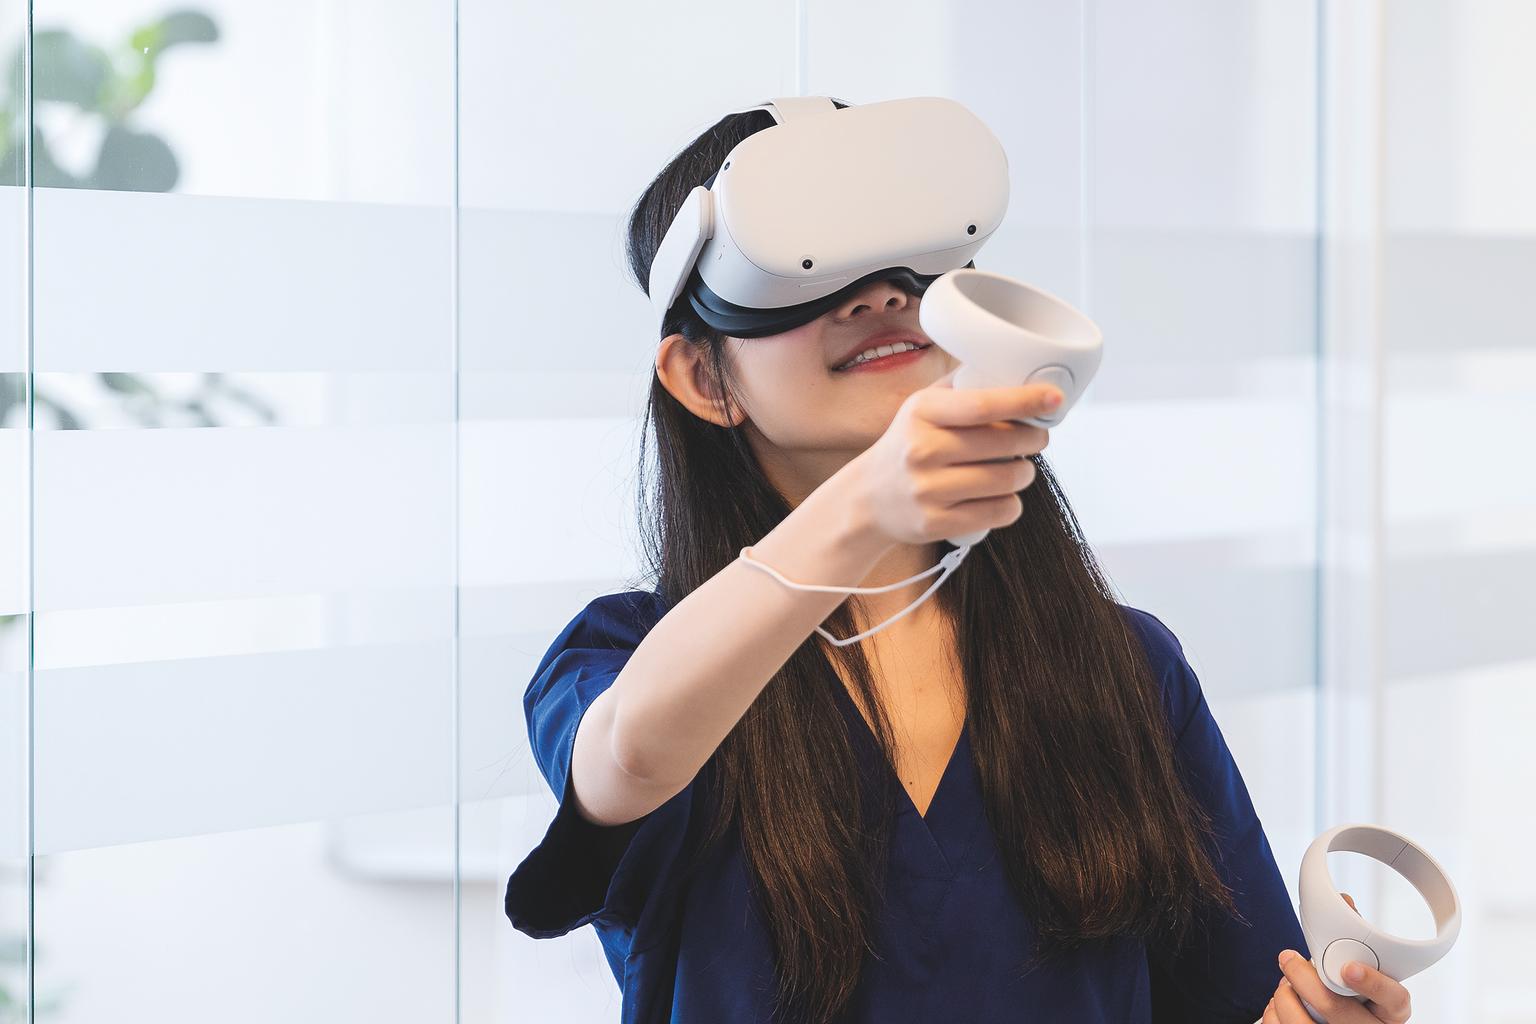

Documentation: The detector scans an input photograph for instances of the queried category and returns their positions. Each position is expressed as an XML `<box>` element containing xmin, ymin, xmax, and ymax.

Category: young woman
<box><xmin>504</xmin><ymin>105</ymin><xmax>1414</xmax><ymax>1024</ymax></box>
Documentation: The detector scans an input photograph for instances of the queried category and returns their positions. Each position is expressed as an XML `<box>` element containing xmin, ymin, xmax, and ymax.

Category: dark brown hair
<box><xmin>623</xmin><ymin>101</ymin><xmax>1242</xmax><ymax>1024</ymax></box>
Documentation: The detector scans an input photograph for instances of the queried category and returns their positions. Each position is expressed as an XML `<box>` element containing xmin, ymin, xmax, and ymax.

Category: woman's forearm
<box><xmin>568</xmin><ymin>459</ymin><xmax>894</xmax><ymax>826</ymax></box>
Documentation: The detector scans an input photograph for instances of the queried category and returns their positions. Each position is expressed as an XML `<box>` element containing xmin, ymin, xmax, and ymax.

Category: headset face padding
<box><xmin>683</xmin><ymin>264</ymin><xmax>973</xmax><ymax>339</ymax></box>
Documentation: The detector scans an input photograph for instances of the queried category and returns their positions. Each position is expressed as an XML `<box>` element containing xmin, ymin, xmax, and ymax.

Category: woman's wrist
<box><xmin>815</xmin><ymin>453</ymin><xmax>898</xmax><ymax>556</ymax></box>
<box><xmin>751</xmin><ymin>455</ymin><xmax>896</xmax><ymax>588</ymax></box>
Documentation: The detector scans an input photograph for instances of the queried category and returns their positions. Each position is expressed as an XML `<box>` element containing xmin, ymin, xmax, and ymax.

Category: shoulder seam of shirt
<box><xmin>1121</xmin><ymin>602</ymin><xmax>1207</xmax><ymax>749</ymax></box>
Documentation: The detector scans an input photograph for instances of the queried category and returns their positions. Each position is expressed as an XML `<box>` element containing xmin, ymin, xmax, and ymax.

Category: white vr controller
<box><xmin>917</xmin><ymin>267</ymin><xmax>1104</xmax><ymax>548</ymax></box>
<box><xmin>1294</xmin><ymin>824</ymin><xmax>1461</xmax><ymax>1021</ymax></box>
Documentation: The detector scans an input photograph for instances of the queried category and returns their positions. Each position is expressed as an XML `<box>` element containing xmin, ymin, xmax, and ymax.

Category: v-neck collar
<box><xmin>829</xmin><ymin>680</ymin><xmax>978</xmax><ymax>873</ymax></box>
<box><xmin>903</xmin><ymin>720</ymin><xmax>967</xmax><ymax>822</ymax></box>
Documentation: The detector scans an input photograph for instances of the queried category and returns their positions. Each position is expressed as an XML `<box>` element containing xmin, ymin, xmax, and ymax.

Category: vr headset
<box><xmin>647</xmin><ymin>95</ymin><xmax>1011</xmax><ymax>339</ymax></box>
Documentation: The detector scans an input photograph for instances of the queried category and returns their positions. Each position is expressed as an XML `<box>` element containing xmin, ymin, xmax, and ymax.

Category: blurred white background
<box><xmin>0</xmin><ymin>0</ymin><xmax>1530</xmax><ymax>1021</ymax></box>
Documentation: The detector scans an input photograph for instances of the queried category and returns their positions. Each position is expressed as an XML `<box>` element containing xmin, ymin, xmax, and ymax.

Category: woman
<box><xmin>504</xmin><ymin>103</ymin><xmax>1413</xmax><ymax>1024</ymax></box>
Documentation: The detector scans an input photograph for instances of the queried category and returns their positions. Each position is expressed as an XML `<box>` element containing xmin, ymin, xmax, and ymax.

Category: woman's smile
<box><xmin>831</xmin><ymin>341</ymin><xmax>937</xmax><ymax>374</ymax></box>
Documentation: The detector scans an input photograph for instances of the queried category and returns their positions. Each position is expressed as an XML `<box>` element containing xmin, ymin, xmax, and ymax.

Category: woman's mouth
<box><xmin>832</xmin><ymin>342</ymin><xmax>934</xmax><ymax>373</ymax></box>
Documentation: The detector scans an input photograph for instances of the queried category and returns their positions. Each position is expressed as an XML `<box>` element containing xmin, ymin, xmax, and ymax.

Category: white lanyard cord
<box><xmin>737</xmin><ymin>543</ymin><xmax>973</xmax><ymax>647</ymax></box>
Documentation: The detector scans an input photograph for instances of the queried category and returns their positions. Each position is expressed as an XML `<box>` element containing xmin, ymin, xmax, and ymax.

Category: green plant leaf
<box><xmin>31</xmin><ymin>30</ymin><xmax>111</xmax><ymax>110</ymax></box>
<box><xmin>138</xmin><ymin>10</ymin><xmax>220</xmax><ymax>53</ymax></box>
<box><xmin>100</xmin><ymin>58</ymin><xmax>156</xmax><ymax>118</ymax></box>
<box><xmin>85</xmin><ymin>122</ymin><xmax>178</xmax><ymax>191</ymax></box>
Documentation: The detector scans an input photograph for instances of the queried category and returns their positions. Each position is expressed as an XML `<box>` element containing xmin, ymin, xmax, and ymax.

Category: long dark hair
<box><xmin>622</xmin><ymin>102</ymin><xmax>1242</xmax><ymax>1024</ymax></box>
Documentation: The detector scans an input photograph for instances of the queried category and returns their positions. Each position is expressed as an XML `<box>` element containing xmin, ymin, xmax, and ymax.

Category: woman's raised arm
<box><xmin>570</xmin><ymin>378</ymin><xmax>1064</xmax><ymax>826</ymax></box>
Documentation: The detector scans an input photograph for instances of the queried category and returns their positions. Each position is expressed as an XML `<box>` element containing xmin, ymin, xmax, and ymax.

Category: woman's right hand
<box><xmin>847</xmin><ymin>368</ymin><xmax>1062</xmax><ymax>548</ymax></box>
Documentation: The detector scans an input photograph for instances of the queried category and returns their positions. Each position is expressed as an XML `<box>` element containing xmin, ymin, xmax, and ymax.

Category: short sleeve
<box><xmin>1119</xmin><ymin>605</ymin><xmax>1310</xmax><ymax>1024</ymax></box>
<box><xmin>503</xmin><ymin>589</ymin><xmax>697</xmax><ymax>943</ymax></box>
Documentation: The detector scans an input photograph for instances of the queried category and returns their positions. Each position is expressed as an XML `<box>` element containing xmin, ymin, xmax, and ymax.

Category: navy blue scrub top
<box><xmin>504</xmin><ymin>590</ymin><xmax>1310</xmax><ymax>1023</ymax></box>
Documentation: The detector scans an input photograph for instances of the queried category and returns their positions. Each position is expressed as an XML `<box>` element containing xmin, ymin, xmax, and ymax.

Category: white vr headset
<box><xmin>647</xmin><ymin>94</ymin><xmax>1011</xmax><ymax>339</ymax></box>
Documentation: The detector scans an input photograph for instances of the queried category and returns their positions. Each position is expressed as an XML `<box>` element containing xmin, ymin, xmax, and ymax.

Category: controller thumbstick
<box><xmin>1320</xmin><ymin>938</ymin><xmax>1380</xmax><ymax>995</ymax></box>
<box><xmin>1024</xmin><ymin>365</ymin><xmax>1076</xmax><ymax>427</ymax></box>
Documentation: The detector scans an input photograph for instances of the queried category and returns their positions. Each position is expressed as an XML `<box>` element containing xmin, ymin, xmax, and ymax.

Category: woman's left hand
<box><xmin>1263</xmin><ymin>893</ymin><xmax>1413</xmax><ymax>1023</ymax></box>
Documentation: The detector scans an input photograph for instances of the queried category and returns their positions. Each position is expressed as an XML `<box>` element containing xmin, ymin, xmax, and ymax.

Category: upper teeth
<box><xmin>837</xmin><ymin>341</ymin><xmax>924</xmax><ymax>370</ymax></box>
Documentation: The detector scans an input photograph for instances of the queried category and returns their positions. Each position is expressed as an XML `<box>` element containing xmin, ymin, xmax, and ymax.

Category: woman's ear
<box><xmin>655</xmin><ymin>332</ymin><xmax>746</xmax><ymax>428</ymax></box>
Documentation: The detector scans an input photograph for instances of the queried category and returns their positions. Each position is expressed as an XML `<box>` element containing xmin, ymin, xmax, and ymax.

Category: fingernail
<box><xmin>1278</xmin><ymin>949</ymin><xmax>1297</xmax><ymax>966</ymax></box>
<box><xmin>1043</xmin><ymin>389</ymin><xmax>1063</xmax><ymax>407</ymax></box>
<box><xmin>1344</xmin><ymin>962</ymin><xmax>1364</xmax><ymax>983</ymax></box>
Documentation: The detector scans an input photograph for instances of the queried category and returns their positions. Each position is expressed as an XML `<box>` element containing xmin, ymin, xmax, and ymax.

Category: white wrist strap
<box><xmin>737</xmin><ymin>543</ymin><xmax>973</xmax><ymax>646</ymax></box>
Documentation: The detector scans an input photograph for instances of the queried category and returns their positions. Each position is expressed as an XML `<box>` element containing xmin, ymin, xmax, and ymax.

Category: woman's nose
<box><xmin>833</xmin><ymin>278</ymin><xmax>911</xmax><ymax>321</ymax></box>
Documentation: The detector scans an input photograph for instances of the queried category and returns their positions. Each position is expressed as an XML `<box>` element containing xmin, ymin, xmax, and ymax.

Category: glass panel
<box><xmin>9</xmin><ymin>1</ymin><xmax>1519</xmax><ymax>1020</ymax></box>
<box><xmin>1378</xmin><ymin>1</ymin><xmax>1536</xmax><ymax>1017</ymax></box>
<box><xmin>28</xmin><ymin>1</ymin><xmax>457</xmax><ymax>1021</ymax></box>
<box><xmin>455</xmin><ymin>1</ymin><xmax>797</xmax><ymax>1017</ymax></box>
<box><xmin>1</xmin><ymin>0</ymin><xmax>29</xmax><ymax>1017</ymax></box>
<box><xmin>1082</xmin><ymin>0</ymin><xmax>1322</xmax><ymax>886</ymax></box>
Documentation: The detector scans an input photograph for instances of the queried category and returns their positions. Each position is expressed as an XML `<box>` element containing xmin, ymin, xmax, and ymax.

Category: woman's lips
<box><xmin>834</xmin><ymin>344</ymin><xmax>934</xmax><ymax>374</ymax></box>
